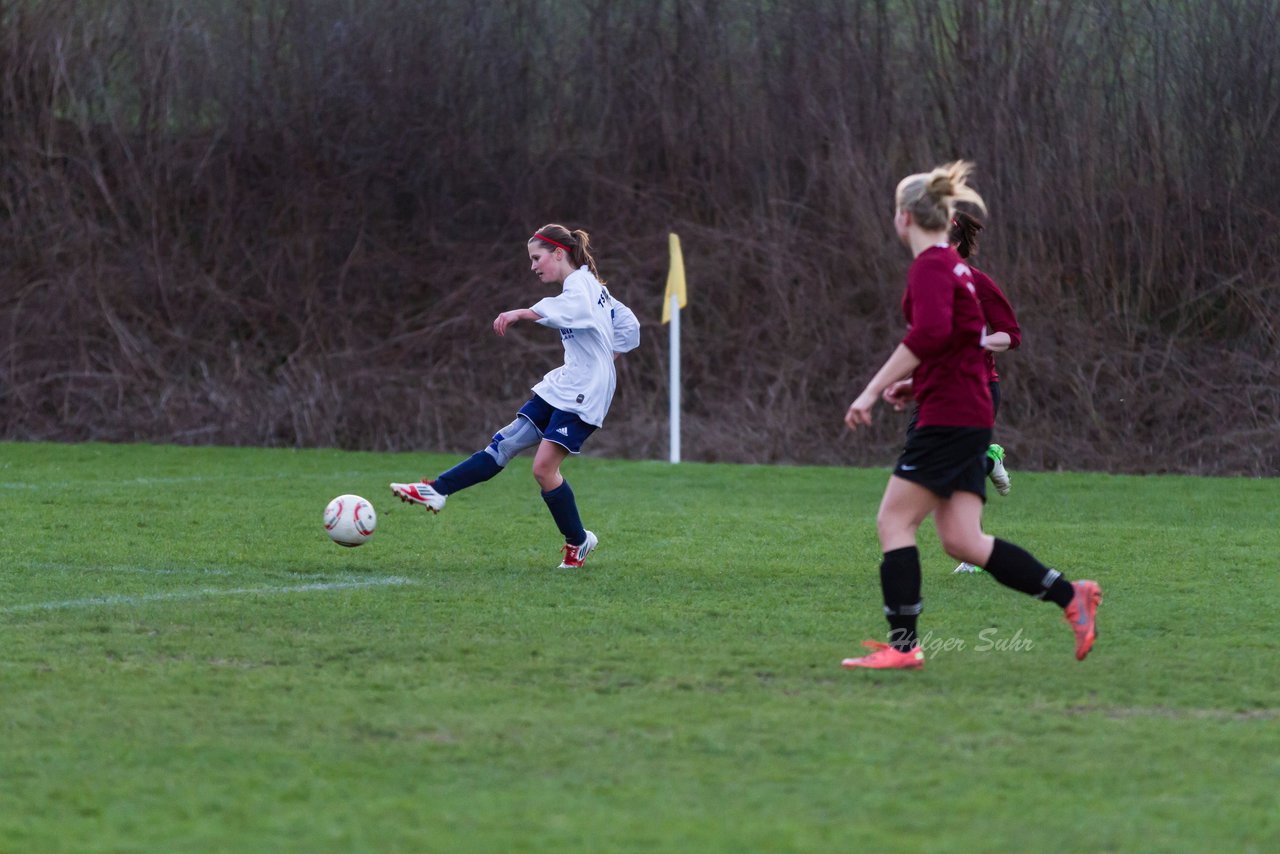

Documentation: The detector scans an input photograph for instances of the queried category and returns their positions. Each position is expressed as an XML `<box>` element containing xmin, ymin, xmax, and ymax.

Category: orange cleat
<box><xmin>1064</xmin><ymin>580</ymin><xmax>1102</xmax><ymax>661</ymax></box>
<box><xmin>841</xmin><ymin>640</ymin><xmax>925</xmax><ymax>670</ymax></box>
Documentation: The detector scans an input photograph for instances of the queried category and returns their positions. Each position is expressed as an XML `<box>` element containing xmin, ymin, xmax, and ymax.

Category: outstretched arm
<box><xmin>493</xmin><ymin>308</ymin><xmax>543</xmax><ymax>336</ymax></box>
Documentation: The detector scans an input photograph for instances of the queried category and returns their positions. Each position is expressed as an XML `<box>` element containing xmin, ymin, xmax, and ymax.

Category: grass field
<box><xmin>2</xmin><ymin>441</ymin><xmax>1277</xmax><ymax>852</ymax></box>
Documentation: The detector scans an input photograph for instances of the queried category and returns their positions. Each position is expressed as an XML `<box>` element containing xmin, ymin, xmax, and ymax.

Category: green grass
<box><xmin>2</xmin><ymin>442</ymin><xmax>1277</xmax><ymax>853</ymax></box>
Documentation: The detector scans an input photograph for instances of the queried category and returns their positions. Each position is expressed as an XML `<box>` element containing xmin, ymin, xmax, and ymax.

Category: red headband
<box><xmin>532</xmin><ymin>233</ymin><xmax>572</xmax><ymax>253</ymax></box>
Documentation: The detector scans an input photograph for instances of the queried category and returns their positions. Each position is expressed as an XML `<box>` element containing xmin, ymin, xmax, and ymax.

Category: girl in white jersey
<box><xmin>391</xmin><ymin>224</ymin><xmax>640</xmax><ymax>569</ymax></box>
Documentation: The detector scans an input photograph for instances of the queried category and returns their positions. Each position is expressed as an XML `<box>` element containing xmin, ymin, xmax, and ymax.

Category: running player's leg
<box><xmin>874</xmin><ymin>476</ymin><xmax>939</xmax><ymax>653</ymax></box>
<box><xmin>934</xmin><ymin>496</ymin><xmax>1101</xmax><ymax>660</ymax></box>
<box><xmin>986</xmin><ymin>382</ymin><xmax>1010</xmax><ymax>495</ymax></box>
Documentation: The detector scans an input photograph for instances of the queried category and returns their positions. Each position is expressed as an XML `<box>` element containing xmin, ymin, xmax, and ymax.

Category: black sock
<box><xmin>983</xmin><ymin>538</ymin><xmax>1074</xmax><ymax>607</ymax></box>
<box><xmin>880</xmin><ymin>546</ymin><xmax>923</xmax><ymax>652</ymax></box>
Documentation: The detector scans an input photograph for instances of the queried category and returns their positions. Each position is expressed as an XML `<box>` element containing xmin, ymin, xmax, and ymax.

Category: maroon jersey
<box><xmin>901</xmin><ymin>245</ymin><xmax>993</xmax><ymax>428</ymax></box>
<box><xmin>971</xmin><ymin>266</ymin><xmax>1021</xmax><ymax>383</ymax></box>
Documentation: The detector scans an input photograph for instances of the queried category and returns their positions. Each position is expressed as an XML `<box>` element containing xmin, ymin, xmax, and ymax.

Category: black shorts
<box><xmin>892</xmin><ymin>426</ymin><xmax>992</xmax><ymax>500</ymax></box>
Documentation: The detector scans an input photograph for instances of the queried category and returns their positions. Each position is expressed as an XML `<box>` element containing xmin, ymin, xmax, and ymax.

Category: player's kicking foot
<box><xmin>988</xmin><ymin>443</ymin><xmax>1011</xmax><ymax>496</ymax></box>
<box><xmin>841</xmin><ymin>640</ymin><xmax>925</xmax><ymax>670</ymax></box>
<box><xmin>953</xmin><ymin>562</ymin><xmax>984</xmax><ymax>574</ymax></box>
<box><xmin>1064</xmin><ymin>580</ymin><xmax>1102</xmax><ymax>661</ymax></box>
<box><xmin>390</xmin><ymin>480</ymin><xmax>446</xmax><ymax>514</ymax></box>
<box><xmin>558</xmin><ymin>530</ymin><xmax>598</xmax><ymax>568</ymax></box>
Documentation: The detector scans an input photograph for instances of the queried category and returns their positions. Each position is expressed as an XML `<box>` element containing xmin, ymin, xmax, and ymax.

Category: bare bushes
<box><xmin>2</xmin><ymin>0</ymin><xmax>1278</xmax><ymax>473</ymax></box>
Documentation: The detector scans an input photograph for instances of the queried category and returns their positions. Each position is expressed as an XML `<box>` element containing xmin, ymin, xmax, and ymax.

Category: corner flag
<box><xmin>662</xmin><ymin>233</ymin><xmax>686</xmax><ymax>462</ymax></box>
<box><xmin>661</xmin><ymin>233</ymin><xmax>687</xmax><ymax>324</ymax></box>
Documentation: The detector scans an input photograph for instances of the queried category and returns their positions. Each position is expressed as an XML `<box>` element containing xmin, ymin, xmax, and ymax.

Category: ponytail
<box><xmin>530</xmin><ymin>224</ymin><xmax>604</xmax><ymax>283</ymax></box>
<box><xmin>896</xmin><ymin>160</ymin><xmax>987</xmax><ymax>232</ymax></box>
<box><xmin>949</xmin><ymin>209</ymin><xmax>984</xmax><ymax>259</ymax></box>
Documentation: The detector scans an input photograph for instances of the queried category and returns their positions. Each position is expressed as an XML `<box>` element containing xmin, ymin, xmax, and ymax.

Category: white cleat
<box><xmin>953</xmin><ymin>562</ymin><xmax>984</xmax><ymax>574</ymax></box>
<box><xmin>390</xmin><ymin>480</ymin><xmax>447</xmax><ymax>514</ymax></box>
<box><xmin>558</xmin><ymin>530</ymin><xmax>598</xmax><ymax>568</ymax></box>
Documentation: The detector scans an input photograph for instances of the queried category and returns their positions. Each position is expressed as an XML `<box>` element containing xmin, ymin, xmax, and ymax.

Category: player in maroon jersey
<box><xmin>952</xmin><ymin>211</ymin><xmax>1016</xmax><ymax>571</ymax></box>
<box><xmin>880</xmin><ymin>211</ymin><xmax>1019</xmax><ymax>573</ymax></box>
<box><xmin>950</xmin><ymin>210</ymin><xmax>1016</xmax><ymax>497</ymax></box>
<box><xmin>882</xmin><ymin>211</ymin><xmax>1017</xmax><ymax>510</ymax></box>
<box><xmin>841</xmin><ymin>161</ymin><xmax>1100</xmax><ymax>670</ymax></box>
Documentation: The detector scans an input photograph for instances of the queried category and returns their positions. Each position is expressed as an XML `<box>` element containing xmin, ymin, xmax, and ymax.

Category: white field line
<box><xmin>1</xmin><ymin>575</ymin><xmax>415</xmax><ymax>614</ymax></box>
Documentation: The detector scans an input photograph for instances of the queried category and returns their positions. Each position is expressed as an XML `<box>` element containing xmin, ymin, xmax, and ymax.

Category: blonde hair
<box><xmin>895</xmin><ymin>161</ymin><xmax>987</xmax><ymax>232</ymax></box>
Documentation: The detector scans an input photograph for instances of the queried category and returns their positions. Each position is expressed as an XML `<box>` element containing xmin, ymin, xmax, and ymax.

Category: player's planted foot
<box><xmin>841</xmin><ymin>640</ymin><xmax>925</xmax><ymax>670</ymax></box>
<box><xmin>390</xmin><ymin>480</ymin><xmax>446</xmax><ymax>514</ymax></box>
<box><xmin>988</xmin><ymin>443</ymin><xmax>1011</xmax><ymax>496</ymax></box>
<box><xmin>953</xmin><ymin>562</ymin><xmax>984</xmax><ymax>574</ymax></box>
<box><xmin>1064</xmin><ymin>580</ymin><xmax>1102</xmax><ymax>661</ymax></box>
<box><xmin>558</xmin><ymin>530</ymin><xmax>598</xmax><ymax>568</ymax></box>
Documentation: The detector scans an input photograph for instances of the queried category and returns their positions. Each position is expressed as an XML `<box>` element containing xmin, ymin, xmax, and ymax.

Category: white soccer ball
<box><xmin>324</xmin><ymin>494</ymin><xmax>377</xmax><ymax>547</ymax></box>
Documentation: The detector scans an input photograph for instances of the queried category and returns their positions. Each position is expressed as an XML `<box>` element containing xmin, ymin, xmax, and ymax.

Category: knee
<box><xmin>531</xmin><ymin>461</ymin><xmax>558</xmax><ymax>490</ymax></box>
<box><xmin>488</xmin><ymin>418</ymin><xmax>540</xmax><ymax>467</ymax></box>
<box><xmin>876</xmin><ymin>501</ymin><xmax>913</xmax><ymax>535</ymax></box>
<box><xmin>876</xmin><ymin>509</ymin><xmax>914</xmax><ymax>547</ymax></box>
<box><xmin>937</xmin><ymin>533</ymin><xmax>964</xmax><ymax>561</ymax></box>
<box><xmin>938</xmin><ymin>531</ymin><xmax>983</xmax><ymax>564</ymax></box>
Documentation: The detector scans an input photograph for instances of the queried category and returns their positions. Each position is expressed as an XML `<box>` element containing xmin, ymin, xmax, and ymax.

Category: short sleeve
<box><xmin>531</xmin><ymin>272</ymin><xmax>594</xmax><ymax>329</ymax></box>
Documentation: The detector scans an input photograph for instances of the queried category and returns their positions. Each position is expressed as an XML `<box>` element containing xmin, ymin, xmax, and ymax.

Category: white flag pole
<box><xmin>669</xmin><ymin>292</ymin><xmax>681</xmax><ymax>464</ymax></box>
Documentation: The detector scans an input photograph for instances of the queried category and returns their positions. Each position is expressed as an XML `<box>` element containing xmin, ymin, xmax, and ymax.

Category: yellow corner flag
<box><xmin>661</xmin><ymin>233</ymin><xmax>687</xmax><ymax>324</ymax></box>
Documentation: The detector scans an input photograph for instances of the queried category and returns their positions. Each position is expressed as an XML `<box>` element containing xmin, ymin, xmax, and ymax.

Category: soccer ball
<box><xmin>324</xmin><ymin>494</ymin><xmax>377</xmax><ymax>547</ymax></box>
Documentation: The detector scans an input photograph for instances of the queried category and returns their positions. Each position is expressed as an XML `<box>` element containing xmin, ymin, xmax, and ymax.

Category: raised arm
<box><xmin>493</xmin><ymin>308</ymin><xmax>544</xmax><ymax>336</ymax></box>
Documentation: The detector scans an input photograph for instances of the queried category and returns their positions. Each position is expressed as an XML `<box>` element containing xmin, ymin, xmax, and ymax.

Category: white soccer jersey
<box><xmin>530</xmin><ymin>267</ymin><xmax>640</xmax><ymax>427</ymax></box>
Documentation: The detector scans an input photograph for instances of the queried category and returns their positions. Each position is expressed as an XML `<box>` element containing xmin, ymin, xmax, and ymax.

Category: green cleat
<box><xmin>987</xmin><ymin>444</ymin><xmax>1011</xmax><ymax>496</ymax></box>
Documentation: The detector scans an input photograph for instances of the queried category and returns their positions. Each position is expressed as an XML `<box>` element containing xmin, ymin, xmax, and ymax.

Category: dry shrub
<box><xmin>2</xmin><ymin>0</ymin><xmax>1277</xmax><ymax>474</ymax></box>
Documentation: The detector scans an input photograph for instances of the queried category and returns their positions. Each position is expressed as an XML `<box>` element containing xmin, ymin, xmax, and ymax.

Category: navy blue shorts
<box><xmin>517</xmin><ymin>395</ymin><xmax>597</xmax><ymax>454</ymax></box>
<box><xmin>893</xmin><ymin>426</ymin><xmax>991</xmax><ymax>500</ymax></box>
